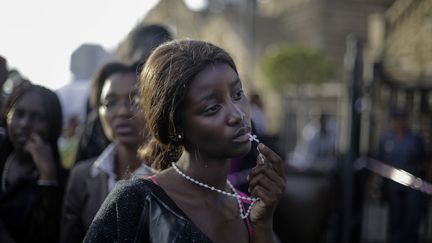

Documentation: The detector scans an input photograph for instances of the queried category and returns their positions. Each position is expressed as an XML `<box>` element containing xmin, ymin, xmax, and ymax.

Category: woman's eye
<box><xmin>131</xmin><ymin>96</ymin><xmax>141</xmax><ymax>107</ymax></box>
<box><xmin>30</xmin><ymin>113</ymin><xmax>46</xmax><ymax>122</ymax></box>
<box><xmin>233</xmin><ymin>90</ymin><xmax>244</xmax><ymax>100</ymax></box>
<box><xmin>204</xmin><ymin>105</ymin><xmax>220</xmax><ymax>115</ymax></box>
<box><xmin>13</xmin><ymin>109</ymin><xmax>25</xmax><ymax>119</ymax></box>
<box><xmin>101</xmin><ymin>100</ymin><xmax>116</xmax><ymax>109</ymax></box>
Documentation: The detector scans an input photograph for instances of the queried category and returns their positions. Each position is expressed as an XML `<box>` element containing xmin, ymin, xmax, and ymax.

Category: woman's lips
<box><xmin>232</xmin><ymin>126</ymin><xmax>252</xmax><ymax>143</ymax></box>
<box><xmin>14</xmin><ymin>133</ymin><xmax>29</xmax><ymax>144</ymax></box>
<box><xmin>232</xmin><ymin>133</ymin><xmax>251</xmax><ymax>143</ymax></box>
<box><xmin>114</xmin><ymin>124</ymin><xmax>135</xmax><ymax>135</ymax></box>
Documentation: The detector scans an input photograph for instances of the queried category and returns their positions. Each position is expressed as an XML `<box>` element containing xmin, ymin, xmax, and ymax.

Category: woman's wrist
<box><xmin>252</xmin><ymin>222</ymin><xmax>274</xmax><ymax>243</ymax></box>
<box><xmin>37</xmin><ymin>179</ymin><xmax>58</xmax><ymax>187</ymax></box>
<box><xmin>35</xmin><ymin>160</ymin><xmax>57</xmax><ymax>181</ymax></box>
<box><xmin>252</xmin><ymin>221</ymin><xmax>273</xmax><ymax>231</ymax></box>
<box><xmin>252</xmin><ymin>213</ymin><xmax>274</xmax><ymax>227</ymax></box>
<box><xmin>38</xmin><ymin>170</ymin><xmax>58</xmax><ymax>182</ymax></box>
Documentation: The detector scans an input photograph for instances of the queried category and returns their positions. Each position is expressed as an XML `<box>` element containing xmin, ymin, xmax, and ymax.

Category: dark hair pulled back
<box><xmin>138</xmin><ymin>40</ymin><xmax>237</xmax><ymax>170</ymax></box>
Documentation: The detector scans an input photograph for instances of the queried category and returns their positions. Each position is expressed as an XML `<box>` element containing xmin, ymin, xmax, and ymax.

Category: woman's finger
<box><xmin>251</xmin><ymin>185</ymin><xmax>275</xmax><ymax>206</ymax></box>
<box><xmin>249</xmin><ymin>173</ymin><xmax>274</xmax><ymax>192</ymax></box>
<box><xmin>257</xmin><ymin>143</ymin><xmax>284</xmax><ymax>178</ymax></box>
<box><xmin>249</xmin><ymin>166</ymin><xmax>285</xmax><ymax>186</ymax></box>
<box><xmin>249</xmin><ymin>170</ymin><xmax>285</xmax><ymax>199</ymax></box>
<box><xmin>30</xmin><ymin>133</ymin><xmax>43</xmax><ymax>145</ymax></box>
<box><xmin>249</xmin><ymin>174</ymin><xmax>284</xmax><ymax>194</ymax></box>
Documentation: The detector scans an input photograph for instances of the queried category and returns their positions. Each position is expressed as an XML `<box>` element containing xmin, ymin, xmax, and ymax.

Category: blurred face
<box><xmin>392</xmin><ymin>117</ymin><xmax>407</xmax><ymax>133</ymax></box>
<box><xmin>99</xmin><ymin>72</ymin><xmax>145</xmax><ymax>147</ymax></box>
<box><xmin>7</xmin><ymin>91</ymin><xmax>49</xmax><ymax>152</ymax></box>
<box><xmin>180</xmin><ymin>63</ymin><xmax>252</xmax><ymax>159</ymax></box>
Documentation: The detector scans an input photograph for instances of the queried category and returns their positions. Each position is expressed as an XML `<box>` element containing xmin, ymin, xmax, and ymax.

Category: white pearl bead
<box><xmin>171</xmin><ymin>162</ymin><xmax>258</xmax><ymax>219</ymax></box>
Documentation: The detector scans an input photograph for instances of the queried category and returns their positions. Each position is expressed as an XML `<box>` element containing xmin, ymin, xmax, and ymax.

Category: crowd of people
<box><xmin>0</xmin><ymin>23</ymin><xmax>429</xmax><ymax>243</ymax></box>
<box><xmin>0</xmin><ymin>24</ymin><xmax>286</xmax><ymax>243</ymax></box>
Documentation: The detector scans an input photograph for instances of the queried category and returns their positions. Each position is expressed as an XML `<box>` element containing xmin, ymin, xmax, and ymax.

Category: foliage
<box><xmin>261</xmin><ymin>44</ymin><xmax>337</xmax><ymax>90</ymax></box>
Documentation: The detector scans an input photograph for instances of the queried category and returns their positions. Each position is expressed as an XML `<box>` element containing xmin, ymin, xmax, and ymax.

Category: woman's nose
<box><xmin>227</xmin><ymin>103</ymin><xmax>245</xmax><ymax>126</ymax></box>
<box><xmin>114</xmin><ymin>98</ymin><xmax>137</xmax><ymax>116</ymax></box>
<box><xmin>17</xmin><ymin>114</ymin><xmax>31</xmax><ymax>128</ymax></box>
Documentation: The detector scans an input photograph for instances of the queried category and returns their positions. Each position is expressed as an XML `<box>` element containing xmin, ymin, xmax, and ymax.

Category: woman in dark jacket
<box><xmin>0</xmin><ymin>83</ymin><xmax>66</xmax><ymax>243</ymax></box>
<box><xmin>84</xmin><ymin>40</ymin><xmax>286</xmax><ymax>243</ymax></box>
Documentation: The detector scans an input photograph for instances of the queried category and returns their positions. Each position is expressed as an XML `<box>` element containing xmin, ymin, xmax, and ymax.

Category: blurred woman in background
<box><xmin>0</xmin><ymin>83</ymin><xmax>65</xmax><ymax>243</ymax></box>
<box><xmin>60</xmin><ymin>63</ymin><xmax>153</xmax><ymax>243</ymax></box>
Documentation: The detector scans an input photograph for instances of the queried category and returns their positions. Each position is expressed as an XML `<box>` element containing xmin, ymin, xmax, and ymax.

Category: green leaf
<box><xmin>261</xmin><ymin>44</ymin><xmax>337</xmax><ymax>90</ymax></box>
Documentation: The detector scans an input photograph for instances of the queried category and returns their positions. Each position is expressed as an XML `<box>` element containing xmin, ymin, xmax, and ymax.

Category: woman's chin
<box><xmin>115</xmin><ymin>137</ymin><xmax>143</xmax><ymax>148</ymax></box>
<box><xmin>231</xmin><ymin>142</ymin><xmax>252</xmax><ymax>158</ymax></box>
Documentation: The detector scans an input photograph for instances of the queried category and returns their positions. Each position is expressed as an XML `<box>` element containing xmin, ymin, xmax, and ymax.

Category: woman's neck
<box><xmin>175</xmin><ymin>151</ymin><xmax>230</xmax><ymax>190</ymax></box>
<box><xmin>115</xmin><ymin>143</ymin><xmax>141</xmax><ymax>180</ymax></box>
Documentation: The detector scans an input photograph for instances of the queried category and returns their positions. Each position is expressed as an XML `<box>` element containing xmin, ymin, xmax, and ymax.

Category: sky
<box><xmin>0</xmin><ymin>0</ymin><xmax>159</xmax><ymax>90</ymax></box>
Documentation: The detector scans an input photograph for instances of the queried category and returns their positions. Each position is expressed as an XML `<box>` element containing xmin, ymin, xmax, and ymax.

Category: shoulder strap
<box><xmin>146</xmin><ymin>175</ymin><xmax>159</xmax><ymax>185</ymax></box>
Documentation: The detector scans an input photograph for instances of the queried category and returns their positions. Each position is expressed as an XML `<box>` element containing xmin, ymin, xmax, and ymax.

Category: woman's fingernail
<box><xmin>258</xmin><ymin>143</ymin><xmax>266</xmax><ymax>151</ymax></box>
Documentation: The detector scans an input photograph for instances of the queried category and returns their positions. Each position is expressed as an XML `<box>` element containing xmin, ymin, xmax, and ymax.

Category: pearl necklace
<box><xmin>171</xmin><ymin>162</ymin><xmax>258</xmax><ymax>219</ymax></box>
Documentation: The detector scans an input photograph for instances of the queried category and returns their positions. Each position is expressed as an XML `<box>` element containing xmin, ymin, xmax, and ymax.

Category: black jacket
<box><xmin>84</xmin><ymin>179</ymin><xmax>213</xmax><ymax>243</ymax></box>
<box><xmin>74</xmin><ymin>110</ymin><xmax>109</xmax><ymax>164</ymax></box>
<box><xmin>60</xmin><ymin>158</ymin><xmax>109</xmax><ymax>243</ymax></box>
<box><xmin>0</xmin><ymin>150</ymin><xmax>65</xmax><ymax>243</ymax></box>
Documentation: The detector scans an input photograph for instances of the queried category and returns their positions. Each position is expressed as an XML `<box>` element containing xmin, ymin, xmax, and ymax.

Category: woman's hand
<box><xmin>25</xmin><ymin>133</ymin><xmax>58</xmax><ymax>181</ymax></box>
<box><xmin>248</xmin><ymin>143</ymin><xmax>285</xmax><ymax>226</ymax></box>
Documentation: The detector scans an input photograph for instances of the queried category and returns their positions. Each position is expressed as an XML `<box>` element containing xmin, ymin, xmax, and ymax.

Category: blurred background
<box><xmin>1</xmin><ymin>0</ymin><xmax>432</xmax><ymax>242</ymax></box>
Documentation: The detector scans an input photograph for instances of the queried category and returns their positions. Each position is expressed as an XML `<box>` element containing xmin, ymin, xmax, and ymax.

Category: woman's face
<box><xmin>7</xmin><ymin>90</ymin><xmax>49</xmax><ymax>151</ymax></box>
<box><xmin>99</xmin><ymin>72</ymin><xmax>145</xmax><ymax>147</ymax></box>
<box><xmin>180</xmin><ymin>63</ymin><xmax>252</xmax><ymax>159</ymax></box>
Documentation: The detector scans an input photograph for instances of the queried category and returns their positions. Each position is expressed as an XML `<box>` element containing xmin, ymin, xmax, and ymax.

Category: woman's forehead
<box><xmin>8</xmin><ymin>91</ymin><xmax>48</xmax><ymax>122</ymax></box>
<box><xmin>188</xmin><ymin>63</ymin><xmax>238</xmax><ymax>92</ymax></box>
<box><xmin>15</xmin><ymin>90</ymin><xmax>44</xmax><ymax>108</ymax></box>
<box><xmin>101</xmin><ymin>73</ymin><xmax>137</xmax><ymax>97</ymax></box>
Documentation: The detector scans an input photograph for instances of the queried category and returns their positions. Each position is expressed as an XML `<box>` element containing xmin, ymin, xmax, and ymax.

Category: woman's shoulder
<box><xmin>84</xmin><ymin>179</ymin><xmax>159</xmax><ymax>242</ymax></box>
<box><xmin>66</xmin><ymin>158</ymin><xmax>97</xmax><ymax>186</ymax></box>
<box><xmin>103</xmin><ymin>178</ymin><xmax>169</xmax><ymax>213</ymax></box>
<box><xmin>108</xmin><ymin>178</ymin><xmax>153</xmax><ymax>201</ymax></box>
<box><xmin>88</xmin><ymin>179</ymin><xmax>154</xmax><ymax>231</ymax></box>
<box><xmin>70</xmin><ymin>158</ymin><xmax>95</xmax><ymax>172</ymax></box>
<box><xmin>101</xmin><ymin>178</ymin><xmax>188</xmax><ymax>220</ymax></box>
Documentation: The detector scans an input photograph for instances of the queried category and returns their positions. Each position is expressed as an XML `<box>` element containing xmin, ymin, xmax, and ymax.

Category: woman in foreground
<box><xmin>84</xmin><ymin>40</ymin><xmax>285</xmax><ymax>243</ymax></box>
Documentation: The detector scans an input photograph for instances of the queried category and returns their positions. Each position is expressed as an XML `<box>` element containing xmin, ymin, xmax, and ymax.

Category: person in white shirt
<box><xmin>56</xmin><ymin>43</ymin><xmax>112</xmax><ymax>137</ymax></box>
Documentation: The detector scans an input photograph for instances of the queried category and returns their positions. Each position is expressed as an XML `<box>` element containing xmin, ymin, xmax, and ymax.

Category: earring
<box><xmin>171</xmin><ymin>132</ymin><xmax>183</xmax><ymax>142</ymax></box>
